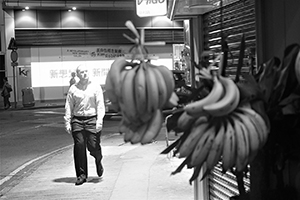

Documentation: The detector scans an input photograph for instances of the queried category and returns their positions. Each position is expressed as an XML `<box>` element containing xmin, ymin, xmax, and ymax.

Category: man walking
<box><xmin>69</xmin><ymin>71</ymin><xmax>79</xmax><ymax>87</ymax></box>
<box><xmin>64</xmin><ymin>65</ymin><xmax>105</xmax><ymax>186</ymax></box>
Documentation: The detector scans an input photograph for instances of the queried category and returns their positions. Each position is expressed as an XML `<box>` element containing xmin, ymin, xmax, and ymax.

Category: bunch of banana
<box><xmin>162</xmin><ymin>68</ymin><xmax>271</xmax><ymax>183</ymax></box>
<box><xmin>105</xmin><ymin>57</ymin><xmax>177</xmax><ymax>144</ymax></box>
<box><xmin>295</xmin><ymin>49</ymin><xmax>300</xmax><ymax>84</ymax></box>
<box><xmin>169</xmin><ymin>102</ymin><xmax>270</xmax><ymax>184</ymax></box>
<box><xmin>184</xmin><ymin>69</ymin><xmax>241</xmax><ymax>118</ymax></box>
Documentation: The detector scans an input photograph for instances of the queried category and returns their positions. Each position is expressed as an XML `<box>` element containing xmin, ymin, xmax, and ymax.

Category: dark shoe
<box><xmin>75</xmin><ymin>174</ymin><xmax>87</xmax><ymax>186</ymax></box>
<box><xmin>4</xmin><ymin>105</ymin><xmax>11</xmax><ymax>110</ymax></box>
<box><xmin>96</xmin><ymin>160</ymin><xmax>104</xmax><ymax>177</ymax></box>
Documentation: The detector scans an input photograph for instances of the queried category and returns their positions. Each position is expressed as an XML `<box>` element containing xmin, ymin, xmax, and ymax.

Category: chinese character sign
<box><xmin>31</xmin><ymin>60</ymin><xmax>113</xmax><ymax>87</ymax></box>
<box><xmin>65</xmin><ymin>47</ymin><xmax>126</xmax><ymax>60</ymax></box>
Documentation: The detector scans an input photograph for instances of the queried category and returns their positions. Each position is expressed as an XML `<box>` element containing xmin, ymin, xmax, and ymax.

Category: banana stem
<box><xmin>137</xmin><ymin>46</ymin><xmax>145</xmax><ymax>61</ymax></box>
<box><xmin>123</xmin><ymin>33</ymin><xmax>137</xmax><ymax>44</ymax></box>
<box><xmin>125</xmin><ymin>20</ymin><xmax>140</xmax><ymax>39</ymax></box>
<box><xmin>140</xmin><ymin>28</ymin><xmax>145</xmax><ymax>45</ymax></box>
<box><xmin>135</xmin><ymin>29</ymin><xmax>146</xmax><ymax>60</ymax></box>
<box><xmin>124</xmin><ymin>21</ymin><xmax>164</xmax><ymax>62</ymax></box>
<box><xmin>210</xmin><ymin>68</ymin><xmax>219</xmax><ymax>78</ymax></box>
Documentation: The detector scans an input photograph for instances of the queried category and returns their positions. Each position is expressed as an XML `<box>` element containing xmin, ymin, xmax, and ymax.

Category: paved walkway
<box><xmin>0</xmin><ymin>100</ymin><xmax>195</xmax><ymax>200</ymax></box>
<box><xmin>0</xmin><ymin>132</ymin><xmax>194</xmax><ymax>200</ymax></box>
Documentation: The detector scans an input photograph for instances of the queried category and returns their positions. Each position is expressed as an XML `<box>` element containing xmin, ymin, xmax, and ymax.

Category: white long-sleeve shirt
<box><xmin>64</xmin><ymin>80</ymin><xmax>105</xmax><ymax>130</ymax></box>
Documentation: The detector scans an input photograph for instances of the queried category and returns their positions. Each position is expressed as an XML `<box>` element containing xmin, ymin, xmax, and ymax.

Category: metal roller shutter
<box><xmin>202</xmin><ymin>0</ymin><xmax>255</xmax><ymax>199</ymax></box>
<box><xmin>203</xmin><ymin>0</ymin><xmax>256</xmax><ymax>77</ymax></box>
<box><xmin>208</xmin><ymin>163</ymin><xmax>250</xmax><ymax>200</ymax></box>
<box><xmin>14</xmin><ymin>28</ymin><xmax>184</xmax><ymax>47</ymax></box>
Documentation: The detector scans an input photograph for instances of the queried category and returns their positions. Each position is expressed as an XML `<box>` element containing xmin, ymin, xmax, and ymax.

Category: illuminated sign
<box><xmin>31</xmin><ymin>59</ymin><xmax>173</xmax><ymax>87</ymax></box>
<box><xmin>136</xmin><ymin>0</ymin><xmax>167</xmax><ymax>17</ymax></box>
<box><xmin>31</xmin><ymin>60</ymin><xmax>113</xmax><ymax>87</ymax></box>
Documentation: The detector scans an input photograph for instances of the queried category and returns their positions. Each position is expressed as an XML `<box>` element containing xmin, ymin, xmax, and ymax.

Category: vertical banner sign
<box><xmin>136</xmin><ymin>0</ymin><xmax>167</xmax><ymax>17</ymax></box>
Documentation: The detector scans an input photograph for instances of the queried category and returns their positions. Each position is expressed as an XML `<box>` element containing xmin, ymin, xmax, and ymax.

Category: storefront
<box><xmin>1</xmin><ymin>1</ymin><xmax>300</xmax><ymax>199</ymax></box>
<box><xmin>1</xmin><ymin>4</ymin><xmax>184</xmax><ymax>103</ymax></box>
<box><xmin>166</xmin><ymin>0</ymin><xmax>300</xmax><ymax>199</ymax></box>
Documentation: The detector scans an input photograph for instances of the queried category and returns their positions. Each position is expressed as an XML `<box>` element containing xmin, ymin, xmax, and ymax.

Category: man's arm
<box><xmin>95</xmin><ymin>85</ymin><xmax>106</xmax><ymax>132</ymax></box>
<box><xmin>64</xmin><ymin>88</ymin><xmax>74</xmax><ymax>134</ymax></box>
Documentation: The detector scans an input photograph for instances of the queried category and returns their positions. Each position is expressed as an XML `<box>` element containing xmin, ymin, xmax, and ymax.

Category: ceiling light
<box><xmin>25</xmin><ymin>6</ymin><xmax>29</xmax><ymax>10</ymax></box>
<box><xmin>72</xmin><ymin>7</ymin><xmax>76</xmax><ymax>10</ymax></box>
<box><xmin>68</xmin><ymin>9</ymin><xmax>72</xmax><ymax>12</ymax></box>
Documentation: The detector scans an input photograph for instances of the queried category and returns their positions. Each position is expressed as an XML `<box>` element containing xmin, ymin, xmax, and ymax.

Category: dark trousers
<box><xmin>71</xmin><ymin>116</ymin><xmax>102</xmax><ymax>178</ymax></box>
<box><xmin>3</xmin><ymin>96</ymin><xmax>11</xmax><ymax>108</ymax></box>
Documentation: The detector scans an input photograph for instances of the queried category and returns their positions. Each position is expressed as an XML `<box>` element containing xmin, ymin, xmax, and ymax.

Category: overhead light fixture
<box><xmin>72</xmin><ymin>7</ymin><xmax>76</xmax><ymax>10</ymax></box>
<box><xmin>25</xmin><ymin>6</ymin><xmax>29</xmax><ymax>10</ymax></box>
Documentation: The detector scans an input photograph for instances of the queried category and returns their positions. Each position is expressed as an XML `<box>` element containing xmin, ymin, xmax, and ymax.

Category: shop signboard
<box><xmin>136</xmin><ymin>0</ymin><xmax>167</xmax><ymax>17</ymax></box>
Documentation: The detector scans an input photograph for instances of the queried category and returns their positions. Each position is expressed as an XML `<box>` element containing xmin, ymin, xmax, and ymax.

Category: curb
<box><xmin>17</xmin><ymin>104</ymin><xmax>65</xmax><ymax>110</ymax></box>
<box><xmin>0</xmin><ymin>104</ymin><xmax>65</xmax><ymax>112</ymax></box>
<box><xmin>0</xmin><ymin>145</ymin><xmax>73</xmax><ymax>195</ymax></box>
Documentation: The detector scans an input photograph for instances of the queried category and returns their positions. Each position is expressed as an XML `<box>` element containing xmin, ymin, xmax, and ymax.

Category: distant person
<box><xmin>69</xmin><ymin>72</ymin><xmax>79</xmax><ymax>87</ymax></box>
<box><xmin>1</xmin><ymin>77</ymin><xmax>12</xmax><ymax>110</ymax></box>
<box><xmin>64</xmin><ymin>65</ymin><xmax>106</xmax><ymax>186</ymax></box>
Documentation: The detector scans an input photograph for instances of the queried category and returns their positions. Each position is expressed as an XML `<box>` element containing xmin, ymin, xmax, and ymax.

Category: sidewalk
<box><xmin>0</xmin><ymin>99</ymin><xmax>65</xmax><ymax>111</ymax></box>
<box><xmin>0</xmin><ymin>131</ymin><xmax>194</xmax><ymax>200</ymax></box>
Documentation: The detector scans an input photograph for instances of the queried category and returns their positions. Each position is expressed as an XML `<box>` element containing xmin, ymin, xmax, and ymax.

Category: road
<box><xmin>0</xmin><ymin>107</ymin><xmax>121</xmax><ymax>188</ymax></box>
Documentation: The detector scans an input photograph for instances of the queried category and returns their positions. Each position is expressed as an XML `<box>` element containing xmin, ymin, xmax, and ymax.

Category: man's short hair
<box><xmin>76</xmin><ymin>65</ymin><xmax>88</xmax><ymax>74</ymax></box>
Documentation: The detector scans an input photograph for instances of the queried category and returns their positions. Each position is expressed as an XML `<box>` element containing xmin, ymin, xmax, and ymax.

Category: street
<box><xmin>0</xmin><ymin>107</ymin><xmax>122</xmax><ymax>190</ymax></box>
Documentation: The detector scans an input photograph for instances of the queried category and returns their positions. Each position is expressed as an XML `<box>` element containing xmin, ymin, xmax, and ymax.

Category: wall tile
<box><xmin>37</xmin><ymin>10</ymin><xmax>61</xmax><ymax>28</ymax></box>
<box><xmin>85</xmin><ymin>10</ymin><xmax>108</xmax><ymax>28</ymax></box>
